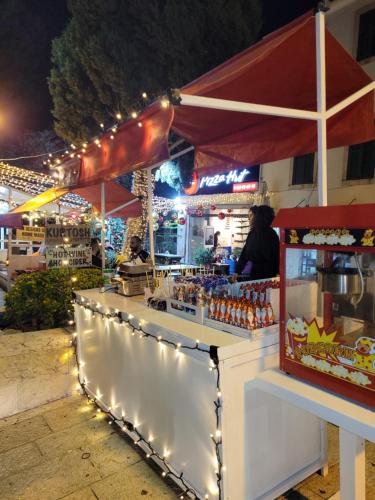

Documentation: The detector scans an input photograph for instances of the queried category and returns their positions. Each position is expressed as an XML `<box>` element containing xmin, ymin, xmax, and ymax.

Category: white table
<box><xmin>253</xmin><ymin>369</ymin><xmax>375</xmax><ymax>500</ymax></box>
<box><xmin>74</xmin><ymin>290</ymin><xmax>326</xmax><ymax>499</ymax></box>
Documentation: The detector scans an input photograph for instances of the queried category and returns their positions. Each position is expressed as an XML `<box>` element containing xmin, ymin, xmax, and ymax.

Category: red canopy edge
<box><xmin>0</xmin><ymin>212</ymin><xmax>24</xmax><ymax>228</ymax></box>
<box><xmin>172</xmin><ymin>13</ymin><xmax>374</xmax><ymax>174</ymax></box>
<box><xmin>273</xmin><ymin>204</ymin><xmax>375</xmax><ymax>229</ymax></box>
<box><xmin>76</xmin><ymin>103</ymin><xmax>173</xmax><ymax>188</ymax></box>
<box><xmin>71</xmin><ymin>181</ymin><xmax>142</xmax><ymax>219</ymax></box>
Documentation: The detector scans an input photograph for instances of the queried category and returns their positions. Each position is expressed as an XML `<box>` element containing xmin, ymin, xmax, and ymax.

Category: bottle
<box><xmin>267</xmin><ymin>303</ymin><xmax>275</xmax><ymax>325</ymax></box>
<box><xmin>247</xmin><ymin>304</ymin><xmax>255</xmax><ymax>330</ymax></box>
<box><xmin>255</xmin><ymin>304</ymin><xmax>262</xmax><ymax>328</ymax></box>
<box><xmin>225</xmin><ymin>296</ymin><xmax>232</xmax><ymax>324</ymax></box>
<box><xmin>208</xmin><ymin>296</ymin><xmax>216</xmax><ymax>319</ymax></box>
<box><xmin>219</xmin><ymin>294</ymin><xmax>227</xmax><ymax>322</ymax></box>
<box><xmin>241</xmin><ymin>299</ymin><xmax>248</xmax><ymax>328</ymax></box>
<box><xmin>236</xmin><ymin>299</ymin><xmax>242</xmax><ymax>327</ymax></box>
<box><xmin>230</xmin><ymin>299</ymin><xmax>237</xmax><ymax>325</ymax></box>
<box><xmin>215</xmin><ymin>296</ymin><xmax>221</xmax><ymax>321</ymax></box>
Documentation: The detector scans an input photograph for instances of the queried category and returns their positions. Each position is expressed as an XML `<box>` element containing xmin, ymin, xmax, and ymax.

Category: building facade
<box><xmin>261</xmin><ymin>0</ymin><xmax>375</xmax><ymax>209</ymax></box>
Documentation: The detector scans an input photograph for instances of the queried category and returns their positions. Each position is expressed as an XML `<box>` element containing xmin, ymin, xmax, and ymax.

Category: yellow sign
<box><xmin>16</xmin><ymin>225</ymin><xmax>46</xmax><ymax>242</ymax></box>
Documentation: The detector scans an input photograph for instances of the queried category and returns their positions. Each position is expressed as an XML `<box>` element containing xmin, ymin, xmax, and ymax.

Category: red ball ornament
<box><xmin>178</xmin><ymin>217</ymin><xmax>186</xmax><ymax>225</ymax></box>
<box><xmin>218</xmin><ymin>212</ymin><xmax>225</xmax><ymax>220</ymax></box>
<box><xmin>227</xmin><ymin>208</ymin><xmax>233</xmax><ymax>214</ymax></box>
<box><xmin>158</xmin><ymin>216</ymin><xmax>164</xmax><ymax>223</ymax></box>
<box><xmin>210</xmin><ymin>204</ymin><xmax>216</xmax><ymax>211</ymax></box>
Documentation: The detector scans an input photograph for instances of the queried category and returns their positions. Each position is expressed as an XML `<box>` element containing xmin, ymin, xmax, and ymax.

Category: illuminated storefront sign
<box><xmin>184</xmin><ymin>166</ymin><xmax>259</xmax><ymax>195</ymax></box>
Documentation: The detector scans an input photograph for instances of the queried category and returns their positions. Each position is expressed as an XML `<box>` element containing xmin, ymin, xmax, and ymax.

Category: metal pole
<box><xmin>316</xmin><ymin>10</ymin><xmax>328</xmax><ymax>206</ymax></box>
<box><xmin>101</xmin><ymin>182</ymin><xmax>105</xmax><ymax>272</ymax></box>
<box><xmin>146</xmin><ymin>168</ymin><xmax>155</xmax><ymax>264</ymax></box>
<box><xmin>7</xmin><ymin>187</ymin><xmax>12</xmax><ymax>291</ymax></box>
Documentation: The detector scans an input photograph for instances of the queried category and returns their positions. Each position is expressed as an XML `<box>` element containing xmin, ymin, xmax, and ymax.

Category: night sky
<box><xmin>0</xmin><ymin>0</ymin><xmax>317</xmax><ymax>145</ymax></box>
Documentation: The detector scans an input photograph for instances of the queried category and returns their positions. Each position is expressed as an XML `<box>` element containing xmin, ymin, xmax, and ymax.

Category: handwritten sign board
<box><xmin>46</xmin><ymin>247</ymin><xmax>92</xmax><ymax>269</ymax></box>
<box><xmin>45</xmin><ymin>224</ymin><xmax>91</xmax><ymax>246</ymax></box>
<box><xmin>15</xmin><ymin>226</ymin><xmax>45</xmax><ymax>242</ymax></box>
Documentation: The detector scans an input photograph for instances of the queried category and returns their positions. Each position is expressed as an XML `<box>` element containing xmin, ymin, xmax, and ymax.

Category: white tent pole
<box><xmin>179</xmin><ymin>93</ymin><xmax>320</xmax><ymax>121</ymax></box>
<box><xmin>105</xmin><ymin>198</ymin><xmax>139</xmax><ymax>217</ymax></box>
<box><xmin>145</xmin><ymin>145</ymin><xmax>194</xmax><ymax>173</ymax></box>
<box><xmin>316</xmin><ymin>10</ymin><xmax>328</xmax><ymax>207</ymax></box>
<box><xmin>101</xmin><ymin>182</ymin><xmax>105</xmax><ymax>272</ymax></box>
<box><xmin>146</xmin><ymin>169</ymin><xmax>155</xmax><ymax>264</ymax></box>
<box><xmin>326</xmin><ymin>81</ymin><xmax>375</xmax><ymax>118</ymax></box>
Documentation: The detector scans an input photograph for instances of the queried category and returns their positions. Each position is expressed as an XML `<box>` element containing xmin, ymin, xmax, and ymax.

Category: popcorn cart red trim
<box><xmin>273</xmin><ymin>204</ymin><xmax>375</xmax><ymax>408</ymax></box>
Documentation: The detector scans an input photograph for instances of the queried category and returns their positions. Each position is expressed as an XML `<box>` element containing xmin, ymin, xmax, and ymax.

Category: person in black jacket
<box><xmin>235</xmin><ymin>205</ymin><xmax>279</xmax><ymax>280</ymax></box>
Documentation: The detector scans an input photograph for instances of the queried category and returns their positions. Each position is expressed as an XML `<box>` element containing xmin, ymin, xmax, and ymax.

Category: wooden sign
<box><xmin>16</xmin><ymin>225</ymin><xmax>45</xmax><ymax>242</ymax></box>
<box><xmin>46</xmin><ymin>247</ymin><xmax>92</xmax><ymax>269</ymax></box>
<box><xmin>45</xmin><ymin>224</ymin><xmax>91</xmax><ymax>246</ymax></box>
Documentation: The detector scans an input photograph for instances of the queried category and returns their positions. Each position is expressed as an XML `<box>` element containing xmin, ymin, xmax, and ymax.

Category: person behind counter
<box><xmin>235</xmin><ymin>205</ymin><xmax>279</xmax><ymax>280</ymax></box>
<box><xmin>129</xmin><ymin>235</ymin><xmax>150</xmax><ymax>263</ymax></box>
<box><xmin>91</xmin><ymin>237</ymin><xmax>102</xmax><ymax>268</ymax></box>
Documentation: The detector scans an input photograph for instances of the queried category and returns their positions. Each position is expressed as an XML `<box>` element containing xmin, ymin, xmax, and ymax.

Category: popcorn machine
<box><xmin>273</xmin><ymin>204</ymin><xmax>375</xmax><ymax>408</ymax></box>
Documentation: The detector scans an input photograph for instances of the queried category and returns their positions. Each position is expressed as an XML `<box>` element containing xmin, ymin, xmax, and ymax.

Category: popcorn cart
<box><xmin>273</xmin><ymin>204</ymin><xmax>375</xmax><ymax>408</ymax></box>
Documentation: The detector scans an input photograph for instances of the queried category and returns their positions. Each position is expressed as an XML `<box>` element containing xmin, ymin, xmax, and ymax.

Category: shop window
<box><xmin>291</xmin><ymin>153</ymin><xmax>314</xmax><ymax>185</ymax></box>
<box><xmin>346</xmin><ymin>140</ymin><xmax>375</xmax><ymax>180</ymax></box>
<box><xmin>357</xmin><ymin>8</ymin><xmax>375</xmax><ymax>61</ymax></box>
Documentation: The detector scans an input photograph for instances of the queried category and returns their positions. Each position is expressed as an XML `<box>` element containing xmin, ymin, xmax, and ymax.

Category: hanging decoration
<box><xmin>218</xmin><ymin>212</ymin><xmax>225</xmax><ymax>220</ymax></box>
<box><xmin>178</xmin><ymin>217</ymin><xmax>186</xmax><ymax>226</ymax></box>
<box><xmin>227</xmin><ymin>208</ymin><xmax>233</xmax><ymax>214</ymax></box>
<box><xmin>195</xmin><ymin>209</ymin><xmax>203</xmax><ymax>217</ymax></box>
<box><xmin>0</xmin><ymin>162</ymin><xmax>87</xmax><ymax>209</ymax></box>
<box><xmin>153</xmin><ymin>190</ymin><xmax>271</xmax><ymax>214</ymax></box>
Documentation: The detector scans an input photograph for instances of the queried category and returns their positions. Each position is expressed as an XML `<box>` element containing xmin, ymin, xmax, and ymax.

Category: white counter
<box><xmin>74</xmin><ymin>290</ymin><xmax>325</xmax><ymax>499</ymax></box>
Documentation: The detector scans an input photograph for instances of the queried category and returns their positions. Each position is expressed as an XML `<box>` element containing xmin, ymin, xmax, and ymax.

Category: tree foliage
<box><xmin>49</xmin><ymin>0</ymin><xmax>263</xmax><ymax>147</ymax></box>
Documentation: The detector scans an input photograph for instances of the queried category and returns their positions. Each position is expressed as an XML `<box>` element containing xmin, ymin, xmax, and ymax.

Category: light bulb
<box><xmin>137</xmin><ymin>122</ymin><xmax>143</xmax><ymax>128</ymax></box>
<box><xmin>142</xmin><ymin>92</ymin><xmax>147</xmax><ymax>99</ymax></box>
<box><xmin>100</xmin><ymin>123</ymin><xmax>104</xmax><ymax>128</ymax></box>
<box><xmin>161</xmin><ymin>99</ymin><xmax>169</xmax><ymax>108</ymax></box>
<box><xmin>131</xmin><ymin>111</ymin><xmax>138</xmax><ymax>119</ymax></box>
<box><xmin>116</xmin><ymin>113</ymin><xmax>122</xmax><ymax>120</ymax></box>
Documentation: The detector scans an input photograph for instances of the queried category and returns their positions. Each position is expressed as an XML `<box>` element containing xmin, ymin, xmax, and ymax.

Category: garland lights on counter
<box><xmin>69</xmin><ymin>297</ymin><xmax>223</xmax><ymax>500</ymax></box>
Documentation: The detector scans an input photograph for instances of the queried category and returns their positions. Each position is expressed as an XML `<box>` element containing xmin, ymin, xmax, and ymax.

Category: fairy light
<box><xmin>131</xmin><ymin>111</ymin><xmax>138</xmax><ymax>119</ymax></box>
<box><xmin>161</xmin><ymin>98</ymin><xmax>169</xmax><ymax>108</ymax></box>
<box><xmin>71</xmin><ymin>298</ymin><xmax>223</xmax><ymax>499</ymax></box>
<box><xmin>142</xmin><ymin>92</ymin><xmax>147</xmax><ymax>99</ymax></box>
<box><xmin>116</xmin><ymin>113</ymin><xmax>122</xmax><ymax>120</ymax></box>
<box><xmin>137</xmin><ymin>122</ymin><xmax>143</xmax><ymax>128</ymax></box>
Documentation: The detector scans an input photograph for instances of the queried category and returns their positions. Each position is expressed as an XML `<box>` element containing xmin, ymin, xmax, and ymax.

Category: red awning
<box><xmin>77</xmin><ymin>104</ymin><xmax>173</xmax><ymax>187</ymax></box>
<box><xmin>273</xmin><ymin>204</ymin><xmax>375</xmax><ymax>229</ymax></box>
<box><xmin>172</xmin><ymin>12</ymin><xmax>375</xmax><ymax>174</ymax></box>
<box><xmin>0</xmin><ymin>212</ymin><xmax>24</xmax><ymax>228</ymax></box>
<box><xmin>71</xmin><ymin>181</ymin><xmax>142</xmax><ymax>219</ymax></box>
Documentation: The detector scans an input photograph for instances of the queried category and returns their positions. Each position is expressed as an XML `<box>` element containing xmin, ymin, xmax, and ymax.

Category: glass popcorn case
<box><xmin>273</xmin><ymin>204</ymin><xmax>375</xmax><ymax>408</ymax></box>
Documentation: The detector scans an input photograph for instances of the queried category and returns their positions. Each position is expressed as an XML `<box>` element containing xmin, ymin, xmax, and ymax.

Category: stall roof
<box><xmin>60</xmin><ymin>10</ymin><xmax>374</xmax><ymax>185</ymax></box>
<box><xmin>0</xmin><ymin>181</ymin><xmax>141</xmax><ymax>227</ymax></box>
<box><xmin>71</xmin><ymin>182</ymin><xmax>142</xmax><ymax>218</ymax></box>
<box><xmin>172</xmin><ymin>12</ymin><xmax>375</xmax><ymax>174</ymax></box>
<box><xmin>273</xmin><ymin>204</ymin><xmax>375</xmax><ymax>229</ymax></box>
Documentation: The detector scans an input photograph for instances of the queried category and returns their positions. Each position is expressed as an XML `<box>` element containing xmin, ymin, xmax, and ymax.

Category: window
<box><xmin>292</xmin><ymin>153</ymin><xmax>314</xmax><ymax>185</ymax></box>
<box><xmin>357</xmin><ymin>8</ymin><xmax>375</xmax><ymax>61</ymax></box>
<box><xmin>346</xmin><ymin>140</ymin><xmax>375</xmax><ymax>180</ymax></box>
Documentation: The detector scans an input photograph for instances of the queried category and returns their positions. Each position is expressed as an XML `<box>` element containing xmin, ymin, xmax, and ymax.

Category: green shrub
<box><xmin>5</xmin><ymin>268</ymin><xmax>104</xmax><ymax>331</ymax></box>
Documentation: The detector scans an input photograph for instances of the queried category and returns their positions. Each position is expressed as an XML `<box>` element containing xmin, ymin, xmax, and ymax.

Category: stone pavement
<box><xmin>0</xmin><ymin>393</ymin><xmax>374</xmax><ymax>499</ymax></box>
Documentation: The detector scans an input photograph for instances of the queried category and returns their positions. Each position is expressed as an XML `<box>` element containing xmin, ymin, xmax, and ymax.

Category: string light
<box><xmin>70</xmin><ymin>298</ymin><xmax>223</xmax><ymax>499</ymax></box>
<box><xmin>116</xmin><ymin>113</ymin><xmax>122</xmax><ymax>120</ymax></box>
<box><xmin>131</xmin><ymin>111</ymin><xmax>138</xmax><ymax>119</ymax></box>
<box><xmin>142</xmin><ymin>92</ymin><xmax>148</xmax><ymax>99</ymax></box>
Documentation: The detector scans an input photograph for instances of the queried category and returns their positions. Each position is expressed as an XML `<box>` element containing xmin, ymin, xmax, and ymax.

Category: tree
<box><xmin>49</xmin><ymin>0</ymin><xmax>262</xmax><ymax>143</ymax></box>
<box><xmin>49</xmin><ymin>0</ymin><xmax>263</xmax><ymax>251</ymax></box>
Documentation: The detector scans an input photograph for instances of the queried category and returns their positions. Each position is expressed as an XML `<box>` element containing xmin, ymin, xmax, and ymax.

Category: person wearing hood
<box><xmin>235</xmin><ymin>205</ymin><xmax>279</xmax><ymax>280</ymax></box>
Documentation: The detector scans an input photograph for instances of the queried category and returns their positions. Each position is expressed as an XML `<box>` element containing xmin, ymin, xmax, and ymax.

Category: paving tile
<box><xmin>91</xmin><ymin>460</ymin><xmax>177</xmax><ymax>499</ymax></box>
<box><xmin>0</xmin><ymin>414</ymin><xmax>52</xmax><ymax>454</ymax></box>
<box><xmin>0</xmin><ymin>442</ymin><xmax>42</xmax><ymax>480</ymax></box>
<box><xmin>0</xmin><ymin>379</ymin><xmax>18</xmax><ymax>419</ymax></box>
<box><xmin>0</xmin><ymin>450</ymin><xmax>101</xmax><ymax>500</ymax></box>
<box><xmin>58</xmin><ymin>486</ymin><xmax>97</xmax><ymax>500</ymax></box>
<box><xmin>43</xmin><ymin>397</ymin><xmax>99</xmax><ymax>432</ymax></box>
<box><xmin>0</xmin><ymin>395</ymin><xmax>80</xmax><ymax>430</ymax></box>
<box><xmin>0</xmin><ymin>350</ymin><xmax>70</xmax><ymax>381</ymax></box>
<box><xmin>17</xmin><ymin>373</ymin><xmax>73</xmax><ymax>412</ymax></box>
<box><xmin>302</xmin><ymin>464</ymin><xmax>339</xmax><ymax>499</ymax></box>
<box><xmin>36</xmin><ymin>413</ymin><xmax>113</xmax><ymax>459</ymax></box>
<box><xmin>327</xmin><ymin>424</ymin><xmax>339</xmax><ymax>466</ymax></box>
<box><xmin>87</xmin><ymin>431</ymin><xmax>141</xmax><ymax>478</ymax></box>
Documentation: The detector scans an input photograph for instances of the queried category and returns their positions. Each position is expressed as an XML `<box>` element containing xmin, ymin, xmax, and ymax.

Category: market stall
<box><xmin>75</xmin><ymin>286</ymin><xmax>324</xmax><ymax>499</ymax></box>
<box><xmin>68</xmin><ymin>8</ymin><xmax>375</xmax><ymax>500</ymax></box>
